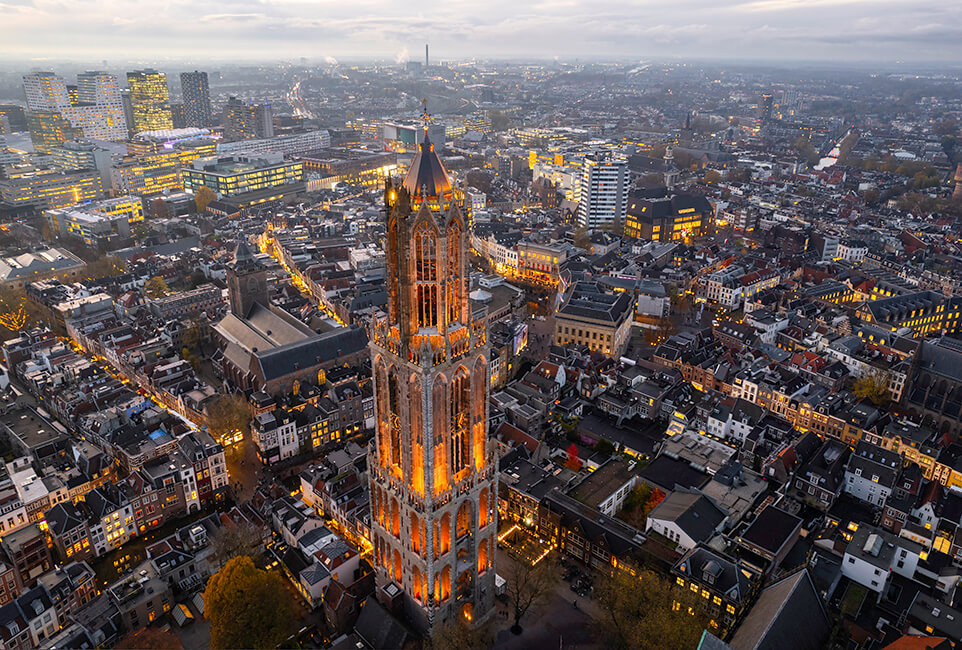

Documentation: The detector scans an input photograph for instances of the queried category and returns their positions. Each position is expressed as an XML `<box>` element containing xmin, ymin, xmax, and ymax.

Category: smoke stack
<box><xmin>425</xmin><ymin>43</ymin><xmax>429</xmax><ymax>68</ymax></box>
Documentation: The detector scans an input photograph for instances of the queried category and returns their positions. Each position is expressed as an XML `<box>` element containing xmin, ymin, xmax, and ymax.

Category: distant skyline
<box><xmin>1</xmin><ymin>0</ymin><xmax>961</xmax><ymax>65</ymax></box>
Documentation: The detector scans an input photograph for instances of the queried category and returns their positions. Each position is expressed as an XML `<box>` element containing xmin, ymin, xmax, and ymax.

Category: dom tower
<box><xmin>369</xmin><ymin>128</ymin><xmax>497</xmax><ymax>632</ymax></box>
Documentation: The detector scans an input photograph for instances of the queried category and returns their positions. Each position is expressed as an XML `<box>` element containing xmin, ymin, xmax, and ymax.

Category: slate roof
<box><xmin>254</xmin><ymin>326</ymin><xmax>368</xmax><ymax>381</ymax></box>
<box><xmin>354</xmin><ymin>597</ymin><xmax>409</xmax><ymax>650</ymax></box>
<box><xmin>728</xmin><ymin>570</ymin><xmax>830</xmax><ymax>650</ymax></box>
<box><xmin>402</xmin><ymin>131</ymin><xmax>451</xmax><ymax>201</ymax></box>
<box><xmin>648</xmin><ymin>489</ymin><xmax>726</xmax><ymax>543</ymax></box>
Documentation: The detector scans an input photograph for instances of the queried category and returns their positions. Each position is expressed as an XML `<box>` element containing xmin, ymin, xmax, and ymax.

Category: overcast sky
<box><xmin>1</xmin><ymin>0</ymin><xmax>961</xmax><ymax>65</ymax></box>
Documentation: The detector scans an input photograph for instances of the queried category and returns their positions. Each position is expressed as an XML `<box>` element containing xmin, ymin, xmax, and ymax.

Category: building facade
<box><xmin>369</xmin><ymin>130</ymin><xmax>497</xmax><ymax>633</ymax></box>
<box><xmin>180</xmin><ymin>71</ymin><xmax>213</xmax><ymax>129</ymax></box>
<box><xmin>576</xmin><ymin>153</ymin><xmax>629</xmax><ymax>230</ymax></box>
<box><xmin>126</xmin><ymin>70</ymin><xmax>173</xmax><ymax>133</ymax></box>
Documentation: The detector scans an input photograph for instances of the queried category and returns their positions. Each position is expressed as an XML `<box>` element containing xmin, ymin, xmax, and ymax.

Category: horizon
<box><xmin>2</xmin><ymin>0</ymin><xmax>962</xmax><ymax>66</ymax></box>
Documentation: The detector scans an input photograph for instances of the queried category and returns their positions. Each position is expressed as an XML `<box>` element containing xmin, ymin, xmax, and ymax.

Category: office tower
<box><xmin>0</xmin><ymin>106</ymin><xmax>27</xmax><ymax>133</ymax></box>
<box><xmin>127</xmin><ymin>69</ymin><xmax>174</xmax><ymax>133</ymax></box>
<box><xmin>120</xmin><ymin>91</ymin><xmax>135</xmax><ymax>135</ymax></box>
<box><xmin>27</xmin><ymin>112</ymin><xmax>81</xmax><ymax>153</ymax></box>
<box><xmin>760</xmin><ymin>92</ymin><xmax>774</xmax><ymax>120</ymax></box>
<box><xmin>577</xmin><ymin>152</ymin><xmax>630</xmax><ymax>230</ymax></box>
<box><xmin>425</xmin><ymin>43</ymin><xmax>429</xmax><ymax>67</ymax></box>
<box><xmin>370</xmin><ymin>129</ymin><xmax>497</xmax><ymax>633</ymax></box>
<box><xmin>66</xmin><ymin>85</ymin><xmax>79</xmax><ymax>105</ymax></box>
<box><xmin>180</xmin><ymin>71</ymin><xmax>213</xmax><ymax>128</ymax></box>
<box><xmin>224</xmin><ymin>97</ymin><xmax>273</xmax><ymax>141</ymax></box>
<box><xmin>23</xmin><ymin>72</ymin><xmax>70</xmax><ymax>111</ymax></box>
<box><xmin>77</xmin><ymin>71</ymin><xmax>123</xmax><ymax>106</ymax></box>
<box><xmin>170</xmin><ymin>103</ymin><xmax>186</xmax><ymax>129</ymax></box>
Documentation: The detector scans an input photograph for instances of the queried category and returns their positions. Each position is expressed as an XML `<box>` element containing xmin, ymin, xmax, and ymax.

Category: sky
<box><xmin>1</xmin><ymin>0</ymin><xmax>961</xmax><ymax>65</ymax></box>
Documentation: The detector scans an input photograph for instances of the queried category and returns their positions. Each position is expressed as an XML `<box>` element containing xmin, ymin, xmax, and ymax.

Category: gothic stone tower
<box><xmin>369</xmin><ymin>130</ymin><xmax>497</xmax><ymax>633</ymax></box>
<box><xmin>226</xmin><ymin>238</ymin><xmax>268</xmax><ymax>318</ymax></box>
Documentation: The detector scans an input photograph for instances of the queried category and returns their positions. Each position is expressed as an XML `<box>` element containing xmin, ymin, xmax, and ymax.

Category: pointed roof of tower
<box><xmin>233</xmin><ymin>238</ymin><xmax>256</xmax><ymax>266</ymax></box>
<box><xmin>402</xmin><ymin>129</ymin><xmax>452</xmax><ymax>201</ymax></box>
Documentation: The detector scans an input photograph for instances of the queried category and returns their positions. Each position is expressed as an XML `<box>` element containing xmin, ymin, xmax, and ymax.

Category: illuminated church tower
<box><xmin>369</xmin><ymin>125</ymin><xmax>497</xmax><ymax>632</ymax></box>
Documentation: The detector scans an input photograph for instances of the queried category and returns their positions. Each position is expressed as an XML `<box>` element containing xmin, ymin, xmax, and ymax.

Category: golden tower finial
<box><xmin>421</xmin><ymin>98</ymin><xmax>430</xmax><ymax>128</ymax></box>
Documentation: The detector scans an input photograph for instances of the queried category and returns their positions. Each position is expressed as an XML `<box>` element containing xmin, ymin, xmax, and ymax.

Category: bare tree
<box><xmin>209</xmin><ymin>521</ymin><xmax>267</xmax><ymax>569</ymax></box>
<box><xmin>504</xmin><ymin>555</ymin><xmax>558</xmax><ymax>634</ymax></box>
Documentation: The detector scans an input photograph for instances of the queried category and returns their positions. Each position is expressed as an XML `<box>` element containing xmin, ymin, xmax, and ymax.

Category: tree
<box><xmin>503</xmin><ymin>554</ymin><xmax>558</xmax><ymax>634</ymax></box>
<box><xmin>572</xmin><ymin>226</ymin><xmax>590</xmax><ymax>250</ymax></box>
<box><xmin>209</xmin><ymin>521</ymin><xmax>267</xmax><ymax>568</ymax></box>
<box><xmin>113</xmin><ymin>628</ymin><xmax>184</xmax><ymax>649</ymax></box>
<box><xmin>144</xmin><ymin>276</ymin><xmax>169</xmax><ymax>299</ymax></box>
<box><xmin>853</xmin><ymin>371</ymin><xmax>890</xmax><ymax>406</ymax></box>
<box><xmin>85</xmin><ymin>255</ymin><xmax>125</xmax><ymax>280</ymax></box>
<box><xmin>151</xmin><ymin>197</ymin><xmax>170</xmax><ymax>219</ymax></box>
<box><xmin>194</xmin><ymin>185</ymin><xmax>217</xmax><ymax>213</ymax></box>
<box><xmin>206</xmin><ymin>393</ymin><xmax>251</xmax><ymax>439</ymax></box>
<box><xmin>703</xmin><ymin>170</ymin><xmax>721</xmax><ymax>184</ymax></box>
<box><xmin>423</xmin><ymin>618</ymin><xmax>495</xmax><ymax>650</ymax></box>
<box><xmin>565</xmin><ymin>442</ymin><xmax>581</xmax><ymax>471</ymax></box>
<box><xmin>205</xmin><ymin>556</ymin><xmax>296</xmax><ymax>650</ymax></box>
<box><xmin>595</xmin><ymin>569</ymin><xmax>709</xmax><ymax>650</ymax></box>
<box><xmin>0</xmin><ymin>287</ymin><xmax>42</xmax><ymax>340</ymax></box>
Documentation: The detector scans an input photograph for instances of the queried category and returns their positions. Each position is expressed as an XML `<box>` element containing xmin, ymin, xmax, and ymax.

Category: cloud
<box><xmin>0</xmin><ymin>0</ymin><xmax>959</xmax><ymax>63</ymax></box>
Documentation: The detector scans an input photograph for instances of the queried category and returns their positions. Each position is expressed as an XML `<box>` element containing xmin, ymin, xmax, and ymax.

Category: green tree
<box><xmin>703</xmin><ymin>169</ymin><xmax>721</xmax><ymax>184</ymax></box>
<box><xmin>504</xmin><ymin>554</ymin><xmax>558</xmax><ymax>634</ymax></box>
<box><xmin>194</xmin><ymin>185</ymin><xmax>217</xmax><ymax>213</ymax></box>
<box><xmin>144</xmin><ymin>276</ymin><xmax>169</xmax><ymax>299</ymax></box>
<box><xmin>595</xmin><ymin>569</ymin><xmax>709</xmax><ymax>650</ymax></box>
<box><xmin>853</xmin><ymin>370</ymin><xmax>890</xmax><ymax>406</ymax></box>
<box><xmin>206</xmin><ymin>393</ymin><xmax>251</xmax><ymax>439</ymax></box>
<box><xmin>205</xmin><ymin>556</ymin><xmax>296</xmax><ymax>650</ymax></box>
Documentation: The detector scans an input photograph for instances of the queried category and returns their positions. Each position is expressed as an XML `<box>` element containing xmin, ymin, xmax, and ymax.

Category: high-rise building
<box><xmin>23</xmin><ymin>71</ymin><xmax>126</xmax><ymax>143</ymax></box>
<box><xmin>576</xmin><ymin>152</ymin><xmax>630</xmax><ymax>230</ymax></box>
<box><xmin>224</xmin><ymin>97</ymin><xmax>274</xmax><ymax>142</ymax></box>
<box><xmin>26</xmin><ymin>112</ymin><xmax>81</xmax><ymax>153</ymax></box>
<box><xmin>760</xmin><ymin>92</ymin><xmax>774</xmax><ymax>120</ymax></box>
<box><xmin>180</xmin><ymin>71</ymin><xmax>213</xmax><ymax>128</ymax></box>
<box><xmin>170</xmin><ymin>103</ymin><xmax>186</xmax><ymax>129</ymax></box>
<box><xmin>22</xmin><ymin>73</ymin><xmax>70</xmax><ymax>112</ymax></box>
<box><xmin>127</xmin><ymin>70</ymin><xmax>173</xmax><ymax>133</ymax></box>
<box><xmin>77</xmin><ymin>71</ymin><xmax>123</xmax><ymax>106</ymax></box>
<box><xmin>0</xmin><ymin>105</ymin><xmax>28</xmax><ymax>133</ymax></box>
<box><xmin>370</xmin><ymin>129</ymin><xmax>497</xmax><ymax>632</ymax></box>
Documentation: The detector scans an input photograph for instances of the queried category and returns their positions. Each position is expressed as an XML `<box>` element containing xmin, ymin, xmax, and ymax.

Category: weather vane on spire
<box><xmin>420</xmin><ymin>98</ymin><xmax>430</xmax><ymax>127</ymax></box>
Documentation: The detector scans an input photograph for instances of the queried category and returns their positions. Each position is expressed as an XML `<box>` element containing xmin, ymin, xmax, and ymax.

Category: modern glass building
<box><xmin>127</xmin><ymin>70</ymin><xmax>173</xmax><ymax>133</ymax></box>
<box><xmin>182</xmin><ymin>154</ymin><xmax>303</xmax><ymax>197</ymax></box>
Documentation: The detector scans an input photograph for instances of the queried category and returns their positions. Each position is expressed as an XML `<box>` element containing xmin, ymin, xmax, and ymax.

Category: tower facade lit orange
<box><xmin>369</xmin><ymin>127</ymin><xmax>497</xmax><ymax>632</ymax></box>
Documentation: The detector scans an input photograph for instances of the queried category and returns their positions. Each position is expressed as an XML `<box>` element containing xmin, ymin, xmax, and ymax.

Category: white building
<box><xmin>645</xmin><ymin>489</ymin><xmax>727</xmax><ymax>552</ymax></box>
<box><xmin>843</xmin><ymin>441</ymin><xmax>900</xmax><ymax>507</ymax></box>
<box><xmin>577</xmin><ymin>152</ymin><xmax>629</xmax><ymax>230</ymax></box>
<box><xmin>841</xmin><ymin>526</ymin><xmax>921</xmax><ymax>593</ymax></box>
<box><xmin>838</xmin><ymin>239</ymin><xmax>869</xmax><ymax>264</ymax></box>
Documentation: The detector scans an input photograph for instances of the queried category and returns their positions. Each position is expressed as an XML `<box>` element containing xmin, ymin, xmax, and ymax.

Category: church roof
<box><xmin>402</xmin><ymin>130</ymin><xmax>451</xmax><ymax>201</ymax></box>
<box><xmin>253</xmin><ymin>326</ymin><xmax>368</xmax><ymax>381</ymax></box>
